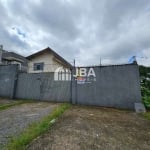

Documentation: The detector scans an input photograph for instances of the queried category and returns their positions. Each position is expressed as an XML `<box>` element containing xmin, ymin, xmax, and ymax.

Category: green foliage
<box><xmin>139</xmin><ymin>65</ymin><xmax>150</xmax><ymax>77</ymax></box>
<box><xmin>141</xmin><ymin>87</ymin><xmax>150</xmax><ymax>109</ymax></box>
<box><xmin>139</xmin><ymin>65</ymin><xmax>150</xmax><ymax>109</ymax></box>
<box><xmin>139</xmin><ymin>65</ymin><xmax>150</xmax><ymax>89</ymax></box>
<box><xmin>143</xmin><ymin>112</ymin><xmax>150</xmax><ymax>120</ymax></box>
<box><xmin>6</xmin><ymin>103</ymin><xmax>71</xmax><ymax>150</ymax></box>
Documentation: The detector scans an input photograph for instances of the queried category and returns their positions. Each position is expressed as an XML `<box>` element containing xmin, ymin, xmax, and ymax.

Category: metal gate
<box><xmin>15</xmin><ymin>72</ymin><xmax>71</xmax><ymax>102</ymax></box>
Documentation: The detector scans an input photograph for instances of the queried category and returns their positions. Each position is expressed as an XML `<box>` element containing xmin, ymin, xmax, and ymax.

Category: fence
<box><xmin>72</xmin><ymin>64</ymin><xmax>141</xmax><ymax>109</ymax></box>
<box><xmin>0</xmin><ymin>65</ymin><xmax>18</xmax><ymax>98</ymax></box>
<box><xmin>0</xmin><ymin>64</ymin><xmax>142</xmax><ymax>109</ymax></box>
<box><xmin>15</xmin><ymin>72</ymin><xmax>71</xmax><ymax>102</ymax></box>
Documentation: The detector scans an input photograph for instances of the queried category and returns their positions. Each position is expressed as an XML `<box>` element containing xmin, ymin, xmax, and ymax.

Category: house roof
<box><xmin>26</xmin><ymin>47</ymin><xmax>72</xmax><ymax>68</ymax></box>
<box><xmin>2</xmin><ymin>50</ymin><xmax>28</xmax><ymax>65</ymax></box>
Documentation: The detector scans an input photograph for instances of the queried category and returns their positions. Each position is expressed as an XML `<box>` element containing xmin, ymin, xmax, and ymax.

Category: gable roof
<box><xmin>26</xmin><ymin>47</ymin><xmax>72</xmax><ymax>68</ymax></box>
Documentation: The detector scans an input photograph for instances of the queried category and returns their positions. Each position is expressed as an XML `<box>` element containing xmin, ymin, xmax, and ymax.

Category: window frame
<box><xmin>33</xmin><ymin>62</ymin><xmax>44</xmax><ymax>71</ymax></box>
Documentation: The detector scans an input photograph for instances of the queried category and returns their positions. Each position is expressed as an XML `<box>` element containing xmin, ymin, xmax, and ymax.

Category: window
<box><xmin>33</xmin><ymin>62</ymin><xmax>44</xmax><ymax>71</ymax></box>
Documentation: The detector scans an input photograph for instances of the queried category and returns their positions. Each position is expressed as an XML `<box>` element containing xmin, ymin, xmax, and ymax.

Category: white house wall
<box><xmin>28</xmin><ymin>52</ymin><xmax>68</xmax><ymax>73</ymax></box>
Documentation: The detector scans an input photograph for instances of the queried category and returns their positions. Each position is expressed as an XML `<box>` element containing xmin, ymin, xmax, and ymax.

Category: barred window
<box><xmin>33</xmin><ymin>62</ymin><xmax>44</xmax><ymax>71</ymax></box>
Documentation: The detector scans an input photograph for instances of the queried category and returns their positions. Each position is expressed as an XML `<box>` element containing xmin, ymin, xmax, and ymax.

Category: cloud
<box><xmin>12</xmin><ymin>27</ymin><xmax>26</xmax><ymax>38</ymax></box>
<box><xmin>0</xmin><ymin>0</ymin><xmax>150</xmax><ymax>66</ymax></box>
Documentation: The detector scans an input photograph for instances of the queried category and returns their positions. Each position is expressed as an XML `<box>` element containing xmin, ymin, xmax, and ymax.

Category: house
<box><xmin>0</xmin><ymin>45</ymin><xmax>28</xmax><ymax>72</ymax></box>
<box><xmin>26</xmin><ymin>47</ymin><xmax>72</xmax><ymax>73</ymax></box>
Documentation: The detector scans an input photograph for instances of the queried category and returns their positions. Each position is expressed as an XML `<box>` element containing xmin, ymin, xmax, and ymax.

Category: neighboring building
<box><xmin>0</xmin><ymin>45</ymin><xmax>28</xmax><ymax>72</ymax></box>
<box><xmin>26</xmin><ymin>47</ymin><xmax>72</xmax><ymax>73</ymax></box>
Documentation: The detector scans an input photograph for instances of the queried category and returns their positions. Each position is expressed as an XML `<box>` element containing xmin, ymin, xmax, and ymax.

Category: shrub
<box><xmin>141</xmin><ymin>87</ymin><xmax>150</xmax><ymax>109</ymax></box>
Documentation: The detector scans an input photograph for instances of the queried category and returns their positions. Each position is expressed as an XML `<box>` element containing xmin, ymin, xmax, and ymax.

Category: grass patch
<box><xmin>0</xmin><ymin>100</ymin><xmax>33</xmax><ymax>111</ymax></box>
<box><xmin>142</xmin><ymin>112</ymin><xmax>150</xmax><ymax>120</ymax></box>
<box><xmin>6</xmin><ymin>103</ymin><xmax>71</xmax><ymax>150</ymax></box>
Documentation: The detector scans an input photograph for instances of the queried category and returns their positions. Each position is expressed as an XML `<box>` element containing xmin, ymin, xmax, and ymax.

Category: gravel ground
<box><xmin>0</xmin><ymin>101</ymin><xmax>59</xmax><ymax>149</ymax></box>
<box><xmin>0</xmin><ymin>98</ymin><xmax>18</xmax><ymax>106</ymax></box>
<box><xmin>28</xmin><ymin>106</ymin><xmax>150</xmax><ymax>150</ymax></box>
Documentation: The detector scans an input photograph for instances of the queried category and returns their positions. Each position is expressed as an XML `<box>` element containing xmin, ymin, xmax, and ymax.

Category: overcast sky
<box><xmin>0</xmin><ymin>0</ymin><xmax>150</xmax><ymax>66</ymax></box>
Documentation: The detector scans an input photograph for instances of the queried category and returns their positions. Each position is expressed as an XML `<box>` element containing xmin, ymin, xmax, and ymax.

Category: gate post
<box><xmin>71</xmin><ymin>66</ymin><xmax>77</xmax><ymax>104</ymax></box>
<box><xmin>10</xmin><ymin>64</ymin><xmax>19</xmax><ymax>99</ymax></box>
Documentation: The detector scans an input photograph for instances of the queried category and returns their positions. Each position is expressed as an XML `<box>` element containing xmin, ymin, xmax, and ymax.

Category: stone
<box><xmin>134</xmin><ymin>103</ymin><xmax>146</xmax><ymax>113</ymax></box>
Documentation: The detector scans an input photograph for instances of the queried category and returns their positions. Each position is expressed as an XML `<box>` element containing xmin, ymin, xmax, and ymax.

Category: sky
<box><xmin>0</xmin><ymin>0</ymin><xmax>150</xmax><ymax>66</ymax></box>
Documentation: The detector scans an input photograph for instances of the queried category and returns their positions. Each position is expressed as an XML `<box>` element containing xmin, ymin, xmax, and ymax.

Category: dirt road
<box><xmin>0</xmin><ymin>101</ymin><xmax>59</xmax><ymax>149</ymax></box>
<box><xmin>28</xmin><ymin>106</ymin><xmax>150</xmax><ymax>150</ymax></box>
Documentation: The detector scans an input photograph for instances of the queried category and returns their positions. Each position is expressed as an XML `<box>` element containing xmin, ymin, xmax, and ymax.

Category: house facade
<box><xmin>26</xmin><ymin>47</ymin><xmax>72</xmax><ymax>73</ymax></box>
<box><xmin>0</xmin><ymin>45</ymin><xmax>28</xmax><ymax>72</ymax></box>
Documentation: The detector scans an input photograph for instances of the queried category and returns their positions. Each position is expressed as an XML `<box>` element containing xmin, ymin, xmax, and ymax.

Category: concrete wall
<box><xmin>15</xmin><ymin>72</ymin><xmax>71</xmax><ymax>102</ymax></box>
<box><xmin>0</xmin><ymin>65</ymin><xmax>18</xmax><ymax>98</ymax></box>
<box><xmin>72</xmin><ymin>64</ymin><xmax>141</xmax><ymax>109</ymax></box>
<box><xmin>0</xmin><ymin>64</ymin><xmax>142</xmax><ymax>109</ymax></box>
<box><xmin>28</xmin><ymin>51</ymin><xmax>68</xmax><ymax>73</ymax></box>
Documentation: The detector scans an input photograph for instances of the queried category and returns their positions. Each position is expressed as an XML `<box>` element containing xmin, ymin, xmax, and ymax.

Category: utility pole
<box><xmin>0</xmin><ymin>45</ymin><xmax>3</xmax><ymax>64</ymax></box>
<box><xmin>100</xmin><ymin>57</ymin><xmax>102</xmax><ymax>66</ymax></box>
<box><xmin>73</xmin><ymin>59</ymin><xmax>75</xmax><ymax>67</ymax></box>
